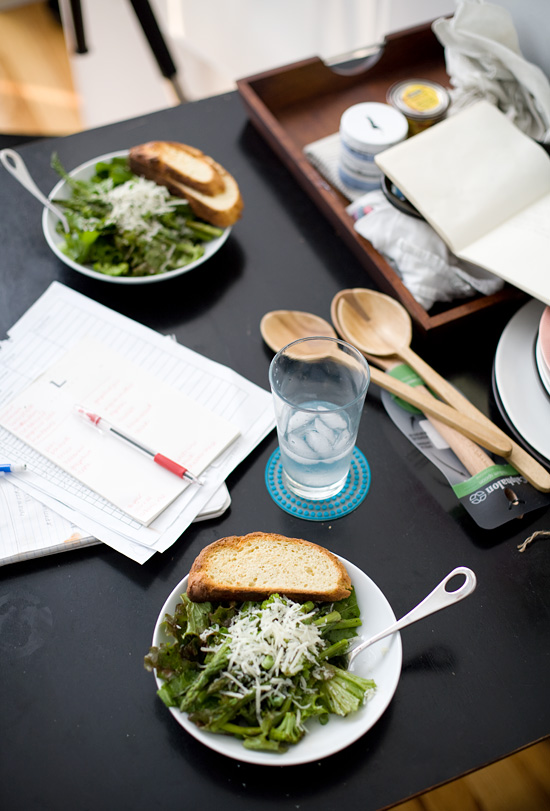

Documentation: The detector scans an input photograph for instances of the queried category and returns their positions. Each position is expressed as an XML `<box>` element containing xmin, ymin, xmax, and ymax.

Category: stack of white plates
<box><xmin>493</xmin><ymin>299</ymin><xmax>550</xmax><ymax>467</ymax></box>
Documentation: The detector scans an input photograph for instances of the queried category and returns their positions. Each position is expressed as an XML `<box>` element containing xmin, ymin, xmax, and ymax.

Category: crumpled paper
<box><xmin>433</xmin><ymin>0</ymin><xmax>550</xmax><ymax>141</ymax></box>
<box><xmin>347</xmin><ymin>191</ymin><xmax>504</xmax><ymax>311</ymax></box>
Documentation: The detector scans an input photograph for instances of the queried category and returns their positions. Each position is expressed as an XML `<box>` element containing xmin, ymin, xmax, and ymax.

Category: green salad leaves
<box><xmin>144</xmin><ymin>590</ymin><xmax>376</xmax><ymax>753</ymax></box>
<box><xmin>51</xmin><ymin>154</ymin><xmax>223</xmax><ymax>277</ymax></box>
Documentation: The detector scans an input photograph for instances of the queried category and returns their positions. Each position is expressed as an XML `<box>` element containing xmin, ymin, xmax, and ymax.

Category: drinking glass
<box><xmin>269</xmin><ymin>337</ymin><xmax>370</xmax><ymax>500</ymax></box>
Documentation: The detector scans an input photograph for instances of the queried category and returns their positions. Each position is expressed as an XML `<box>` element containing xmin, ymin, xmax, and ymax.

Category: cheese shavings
<box><xmin>201</xmin><ymin>596</ymin><xmax>324</xmax><ymax>720</ymax></box>
<box><xmin>104</xmin><ymin>177</ymin><xmax>177</xmax><ymax>236</ymax></box>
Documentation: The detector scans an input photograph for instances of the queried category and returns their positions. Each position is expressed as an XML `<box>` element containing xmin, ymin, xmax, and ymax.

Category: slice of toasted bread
<box><xmin>129</xmin><ymin>141</ymin><xmax>244</xmax><ymax>228</ymax></box>
<box><xmin>186</xmin><ymin>531</ymin><xmax>352</xmax><ymax>603</ymax></box>
<box><xmin>168</xmin><ymin>170</ymin><xmax>243</xmax><ymax>228</ymax></box>
<box><xmin>129</xmin><ymin>141</ymin><xmax>224</xmax><ymax>196</ymax></box>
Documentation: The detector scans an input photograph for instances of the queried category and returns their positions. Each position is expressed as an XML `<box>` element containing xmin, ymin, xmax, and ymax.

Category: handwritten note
<box><xmin>0</xmin><ymin>338</ymin><xmax>240</xmax><ymax>525</ymax></box>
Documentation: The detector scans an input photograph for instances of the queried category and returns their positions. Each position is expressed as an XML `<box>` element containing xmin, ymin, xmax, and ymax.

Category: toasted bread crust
<box><xmin>187</xmin><ymin>531</ymin><xmax>352</xmax><ymax>603</ymax></box>
<box><xmin>129</xmin><ymin>141</ymin><xmax>243</xmax><ymax>228</ymax></box>
<box><xmin>129</xmin><ymin>141</ymin><xmax>225</xmax><ymax>195</ymax></box>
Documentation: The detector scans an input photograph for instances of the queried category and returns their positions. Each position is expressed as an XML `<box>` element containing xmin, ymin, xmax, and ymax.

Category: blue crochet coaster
<box><xmin>265</xmin><ymin>447</ymin><xmax>371</xmax><ymax>521</ymax></box>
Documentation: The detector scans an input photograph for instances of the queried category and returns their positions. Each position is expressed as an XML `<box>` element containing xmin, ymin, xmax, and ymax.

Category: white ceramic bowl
<box><xmin>42</xmin><ymin>150</ymin><xmax>231</xmax><ymax>285</ymax></box>
<box><xmin>150</xmin><ymin>556</ymin><xmax>403</xmax><ymax>766</ymax></box>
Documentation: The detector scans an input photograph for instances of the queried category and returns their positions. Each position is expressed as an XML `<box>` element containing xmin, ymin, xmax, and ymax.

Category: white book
<box><xmin>375</xmin><ymin>100</ymin><xmax>550</xmax><ymax>305</ymax></box>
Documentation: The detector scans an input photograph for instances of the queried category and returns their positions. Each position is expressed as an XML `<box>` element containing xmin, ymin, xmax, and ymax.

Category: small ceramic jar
<box><xmin>338</xmin><ymin>102</ymin><xmax>409</xmax><ymax>192</ymax></box>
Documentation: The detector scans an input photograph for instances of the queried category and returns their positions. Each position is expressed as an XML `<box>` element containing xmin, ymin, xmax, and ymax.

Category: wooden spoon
<box><xmin>333</xmin><ymin>289</ymin><xmax>550</xmax><ymax>492</ymax></box>
<box><xmin>335</xmin><ymin>288</ymin><xmax>512</xmax><ymax>457</ymax></box>
<box><xmin>260</xmin><ymin>310</ymin><xmax>515</xmax><ymax>456</ymax></box>
<box><xmin>330</xmin><ymin>295</ymin><xmax>495</xmax><ymax>477</ymax></box>
<box><xmin>260</xmin><ymin>310</ymin><xmax>337</xmax><ymax>352</ymax></box>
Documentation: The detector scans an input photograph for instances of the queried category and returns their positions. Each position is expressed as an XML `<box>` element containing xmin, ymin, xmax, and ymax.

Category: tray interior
<box><xmin>237</xmin><ymin>22</ymin><xmax>523</xmax><ymax>334</ymax></box>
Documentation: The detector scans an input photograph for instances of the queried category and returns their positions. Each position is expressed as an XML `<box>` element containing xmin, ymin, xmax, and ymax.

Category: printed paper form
<box><xmin>0</xmin><ymin>481</ymin><xmax>230</xmax><ymax>567</ymax></box>
<box><xmin>0</xmin><ymin>338</ymin><xmax>240</xmax><ymax>525</ymax></box>
<box><xmin>0</xmin><ymin>283</ymin><xmax>275</xmax><ymax>562</ymax></box>
<box><xmin>0</xmin><ymin>477</ymin><xmax>98</xmax><ymax>566</ymax></box>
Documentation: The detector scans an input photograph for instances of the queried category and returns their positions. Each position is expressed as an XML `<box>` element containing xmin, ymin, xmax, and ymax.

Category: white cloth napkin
<box><xmin>347</xmin><ymin>191</ymin><xmax>504</xmax><ymax>311</ymax></box>
<box><xmin>433</xmin><ymin>0</ymin><xmax>550</xmax><ymax>142</ymax></box>
<box><xmin>303</xmin><ymin>132</ymin><xmax>368</xmax><ymax>201</ymax></box>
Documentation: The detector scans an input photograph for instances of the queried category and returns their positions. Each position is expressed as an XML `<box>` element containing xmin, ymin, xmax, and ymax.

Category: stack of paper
<box><xmin>0</xmin><ymin>283</ymin><xmax>275</xmax><ymax>565</ymax></box>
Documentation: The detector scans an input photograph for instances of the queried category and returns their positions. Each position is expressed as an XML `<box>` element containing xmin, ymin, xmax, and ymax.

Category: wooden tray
<box><xmin>237</xmin><ymin>22</ymin><xmax>523</xmax><ymax>335</ymax></box>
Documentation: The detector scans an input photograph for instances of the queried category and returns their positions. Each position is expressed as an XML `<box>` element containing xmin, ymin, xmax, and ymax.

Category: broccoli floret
<box><xmin>269</xmin><ymin>711</ymin><xmax>305</xmax><ymax>745</ymax></box>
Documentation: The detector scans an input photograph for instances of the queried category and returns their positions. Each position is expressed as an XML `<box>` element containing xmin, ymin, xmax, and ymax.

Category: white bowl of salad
<box><xmin>146</xmin><ymin>556</ymin><xmax>403</xmax><ymax>766</ymax></box>
<box><xmin>42</xmin><ymin>151</ymin><xmax>231</xmax><ymax>284</ymax></box>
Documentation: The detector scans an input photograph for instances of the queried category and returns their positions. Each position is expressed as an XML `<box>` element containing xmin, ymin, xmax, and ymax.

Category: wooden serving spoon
<box><xmin>260</xmin><ymin>310</ymin><xmax>515</xmax><ymax>457</ymax></box>
<box><xmin>334</xmin><ymin>288</ymin><xmax>513</xmax><ymax>454</ymax></box>
<box><xmin>260</xmin><ymin>310</ymin><xmax>337</xmax><ymax>352</ymax></box>
<box><xmin>330</xmin><ymin>295</ymin><xmax>495</xmax><ymax>477</ymax></box>
<box><xmin>333</xmin><ymin>289</ymin><xmax>550</xmax><ymax>492</ymax></box>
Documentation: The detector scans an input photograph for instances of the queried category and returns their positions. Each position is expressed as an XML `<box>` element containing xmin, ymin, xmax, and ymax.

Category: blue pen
<box><xmin>0</xmin><ymin>463</ymin><xmax>26</xmax><ymax>474</ymax></box>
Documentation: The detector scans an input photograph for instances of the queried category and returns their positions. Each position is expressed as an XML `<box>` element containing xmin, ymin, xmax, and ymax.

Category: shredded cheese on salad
<box><xmin>201</xmin><ymin>597</ymin><xmax>325</xmax><ymax>719</ymax></box>
<box><xmin>105</xmin><ymin>177</ymin><xmax>177</xmax><ymax>236</ymax></box>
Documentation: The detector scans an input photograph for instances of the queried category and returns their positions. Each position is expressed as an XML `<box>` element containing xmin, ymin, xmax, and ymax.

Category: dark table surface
<box><xmin>1</xmin><ymin>91</ymin><xmax>549</xmax><ymax>811</ymax></box>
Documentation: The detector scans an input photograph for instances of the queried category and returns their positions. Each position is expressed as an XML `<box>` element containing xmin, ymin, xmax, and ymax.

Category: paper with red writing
<box><xmin>0</xmin><ymin>338</ymin><xmax>239</xmax><ymax>525</ymax></box>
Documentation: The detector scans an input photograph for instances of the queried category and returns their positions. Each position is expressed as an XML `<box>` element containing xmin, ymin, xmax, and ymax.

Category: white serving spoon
<box><xmin>347</xmin><ymin>566</ymin><xmax>477</xmax><ymax>669</ymax></box>
<box><xmin>0</xmin><ymin>148</ymin><xmax>69</xmax><ymax>232</ymax></box>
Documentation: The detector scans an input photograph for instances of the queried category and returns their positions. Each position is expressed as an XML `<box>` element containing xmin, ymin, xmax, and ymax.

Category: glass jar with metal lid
<box><xmin>387</xmin><ymin>79</ymin><xmax>451</xmax><ymax>135</ymax></box>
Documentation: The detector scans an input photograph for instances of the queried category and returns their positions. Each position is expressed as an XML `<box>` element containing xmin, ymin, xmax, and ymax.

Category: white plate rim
<box><xmin>150</xmin><ymin>556</ymin><xmax>403</xmax><ymax>766</ymax></box>
<box><xmin>42</xmin><ymin>150</ymin><xmax>231</xmax><ymax>284</ymax></box>
<box><xmin>494</xmin><ymin>298</ymin><xmax>550</xmax><ymax>461</ymax></box>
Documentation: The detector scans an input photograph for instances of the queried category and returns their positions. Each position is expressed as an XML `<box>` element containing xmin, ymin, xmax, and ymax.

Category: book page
<box><xmin>375</xmin><ymin>101</ymin><xmax>550</xmax><ymax>253</ymax></box>
<box><xmin>457</xmin><ymin>192</ymin><xmax>550</xmax><ymax>304</ymax></box>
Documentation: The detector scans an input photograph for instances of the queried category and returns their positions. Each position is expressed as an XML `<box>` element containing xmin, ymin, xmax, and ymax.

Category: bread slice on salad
<box><xmin>129</xmin><ymin>141</ymin><xmax>243</xmax><ymax>228</ymax></box>
<box><xmin>187</xmin><ymin>531</ymin><xmax>352</xmax><ymax>603</ymax></box>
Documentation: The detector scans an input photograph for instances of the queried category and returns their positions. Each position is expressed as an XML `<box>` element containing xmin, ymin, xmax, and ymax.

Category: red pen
<box><xmin>75</xmin><ymin>405</ymin><xmax>201</xmax><ymax>485</ymax></box>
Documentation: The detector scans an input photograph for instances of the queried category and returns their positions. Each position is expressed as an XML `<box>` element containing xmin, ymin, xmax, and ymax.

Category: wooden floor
<box><xmin>1</xmin><ymin>3</ymin><xmax>550</xmax><ymax>809</ymax></box>
<box><xmin>0</xmin><ymin>1</ymin><xmax>81</xmax><ymax>136</ymax></box>
<box><xmin>395</xmin><ymin>741</ymin><xmax>550</xmax><ymax>811</ymax></box>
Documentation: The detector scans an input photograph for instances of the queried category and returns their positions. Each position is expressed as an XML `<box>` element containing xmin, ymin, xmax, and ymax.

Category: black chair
<box><xmin>62</xmin><ymin>0</ymin><xmax>187</xmax><ymax>102</ymax></box>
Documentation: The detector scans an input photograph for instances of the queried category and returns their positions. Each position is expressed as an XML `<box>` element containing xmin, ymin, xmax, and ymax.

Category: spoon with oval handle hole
<box><xmin>347</xmin><ymin>567</ymin><xmax>477</xmax><ymax>669</ymax></box>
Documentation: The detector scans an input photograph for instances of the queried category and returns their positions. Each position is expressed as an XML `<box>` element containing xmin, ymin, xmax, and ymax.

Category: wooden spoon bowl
<box><xmin>332</xmin><ymin>288</ymin><xmax>412</xmax><ymax>357</ymax></box>
<box><xmin>260</xmin><ymin>310</ymin><xmax>337</xmax><ymax>353</ymax></box>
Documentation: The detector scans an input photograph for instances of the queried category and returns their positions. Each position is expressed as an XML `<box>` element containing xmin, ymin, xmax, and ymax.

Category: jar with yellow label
<box><xmin>387</xmin><ymin>79</ymin><xmax>451</xmax><ymax>135</ymax></box>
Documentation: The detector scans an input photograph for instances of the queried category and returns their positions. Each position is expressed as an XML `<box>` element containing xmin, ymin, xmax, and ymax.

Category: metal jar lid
<box><xmin>387</xmin><ymin>79</ymin><xmax>450</xmax><ymax>121</ymax></box>
<box><xmin>339</xmin><ymin>102</ymin><xmax>409</xmax><ymax>154</ymax></box>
